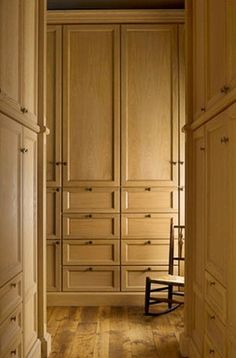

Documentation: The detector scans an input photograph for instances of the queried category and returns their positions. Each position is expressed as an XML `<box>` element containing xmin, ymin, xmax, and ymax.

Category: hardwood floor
<box><xmin>47</xmin><ymin>306</ymin><xmax>184</xmax><ymax>358</ymax></box>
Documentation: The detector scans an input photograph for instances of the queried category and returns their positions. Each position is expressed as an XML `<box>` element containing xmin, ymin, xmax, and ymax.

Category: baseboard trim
<box><xmin>47</xmin><ymin>292</ymin><xmax>146</xmax><ymax>306</ymax></box>
<box><xmin>40</xmin><ymin>331</ymin><xmax>51</xmax><ymax>358</ymax></box>
<box><xmin>26</xmin><ymin>339</ymin><xmax>41</xmax><ymax>358</ymax></box>
<box><xmin>179</xmin><ymin>332</ymin><xmax>191</xmax><ymax>357</ymax></box>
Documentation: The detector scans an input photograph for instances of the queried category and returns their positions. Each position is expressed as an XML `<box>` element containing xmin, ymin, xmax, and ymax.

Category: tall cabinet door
<box><xmin>121</xmin><ymin>24</ymin><xmax>179</xmax><ymax>187</ymax></box>
<box><xmin>22</xmin><ymin>128</ymin><xmax>38</xmax><ymax>356</ymax></box>
<box><xmin>205</xmin><ymin>113</ymin><xmax>229</xmax><ymax>286</ymax></box>
<box><xmin>63</xmin><ymin>25</ymin><xmax>120</xmax><ymax>187</ymax></box>
<box><xmin>47</xmin><ymin>26</ymin><xmax>62</xmax><ymax>187</ymax></box>
<box><xmin>0</xmin><ymin>114</ymin><xmax>22</xmax><ymax>287</ymax></box>
<box><xmin>21</xmin><ymin>0</ymin><xmax>38</xmax><ymax>120</ymax></box>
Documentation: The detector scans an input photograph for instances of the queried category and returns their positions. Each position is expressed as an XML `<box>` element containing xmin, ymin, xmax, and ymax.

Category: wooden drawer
<box><xmin>121</xmin><ymin>265</ymin><xmax>169</xmax><ymax>291</ymax></box>
<box><xmin>121</xmin><ymin>187</ymin><xmax>178</xmax><ymax>212</ymax></box>
<box><xmin>5</xmin><ymin>334</ymin><xmax>22</xmax><ymax>358</ymax></box>
<box><xmin>63</xmin><ymin>266</ymin><xmax>120</xmax><ymax>291</ymax></box>
<box><xmin>122</xmin><ymin>213</ymin><xmax>178</xmax><ymax>239</ymax></box>
<box><xmin>0</xmin><ymin>273</ymin><xmax>22</xmax><ymax>323</ymax></box>
<box><xmin>205</xmin><ymin>304</ymin><xmax>226</xmax><ymax>357</ymax></box>
<box><xmin>0</xmin><ymin>304</ymin><xmax>22</xmax><ymax>357</ymax></box>
<box><xmin>63</xmin><ymin>240</ymin><xmax>120</xmax><ymax>265</ymax></box>
<box><xmin>46</xmin><ymin>187</ymin><xmax>61</xmax><ymax>240</ymax></box>
<box><xmin>121</xmin><ymin>239</ymin><xmax>173</xmax><ymax>265</ymax></box>
<box><xmin>63</xmin><ymin>187</ymin><xmax>119</xmax><ymax>213</ymax></box>
<box><xmin>204</xmin><ymin>336</ymin><xmax>222</xmax><ymax>358</ymax></box>
<box><xmin>205</xmin><ymin>271</ymin><xmax>226</xmax><ymax>323</ymax></box>
<box><xmin>63</xmin><ymin>214</ymin><xmax>120</xmax><ymax>239</ymax></box>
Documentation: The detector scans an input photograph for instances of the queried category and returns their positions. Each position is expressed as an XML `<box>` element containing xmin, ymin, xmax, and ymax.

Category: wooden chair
<box><xmin>144</xmin><ymin>220</ymin><xmax>185</xmax><ymax>316</ymax></box>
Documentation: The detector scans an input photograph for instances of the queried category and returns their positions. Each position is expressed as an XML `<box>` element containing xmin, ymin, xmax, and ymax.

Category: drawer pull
<box><xmin>145</xmin><ymin>267</ymin><xmax>152</xmax><ymax>272</ymax></box>
<box><xmin>87</xmin><ymin>241</ymin><xmax>93</xmax><ymax>245</ymax></box>
<box><xmin>200</xmin><ymin>147</ymin><xmax>205</xmax><ymax>151</ymax></box>
<box><xmin>221</xmin><ymin>136</ymin><xmax>229</xmax><ymax>144</ymax></box>
<box><xmin>85</xmin><ymin>187</ymin><xmax>92</xmax><ymax>191</ymax></box>
<box><xmin>210</xmin><ymin>281</ymin><xmax>216</xmax><ymax>286</ymax></box>
<box><xmin>209</xmin><ymin>349</ymin><xmax>215</xmax><ymax>354</ymax></box>
<box><xmin>11</xmin><ymin>283</ymin><xmax>17</xmax><ymax>288</ymax></box>
<box><xmin>145</xmin><ymin>187</ymin><xmax>151</xmax><ymax>191</ymax></box>
<box><xmin>56</xmin><ymin>241</ymin><xmax>60</xmax><ymax>245</ymax></box>
<box><xmin>201</xmin><ymin>107</ymin><xmax>206</xmax><ymax>112</ymax></box>
<box><xmin>145</xmin><ymin>214</ymin><xmax>151</xmax><ymax>218</ymax></box>
<box><xmin>11</xmin><ymin>350</ymin><xmax>17</xmax><ymax>356</ymax></box>
<box><xmin>20</xmin><ymin>147</ymin><xmax>28</xmax><ymax>154</ymax></box>
<box><xmin>56</xmin><ymin>188</ymin><xmax>60</xmax><ymax>192</ymax></box>
<box><xmin>210</xmin><ymin>315</ymin><xmax>215</xmax><ymax>320</ymax></box>
<box><xmin>220</xmin><ymin>85</ymin><xmax>230</xmax><ymax>94</ymax></box>
<box><xmin>10</xmin><ymin>316</ymin><xmax>16</xmax><ymax>322</ymax></box>
<box><xmin>170</xmin><ymin>161</ymin><xmax>177</xmax><ymax>165</ymax></box>
<box><xmin>145</xmin><ymin>240</ymin><xmax>151</xmax><ymax>245</ymax></box>
<box><xmin>85</xmin><ymin>214</ymin><xmax>92</xmax><ymax>219</ymax></box>
<box><xmin>20</xmin><ymin>106</ymin><xmax>28</xmax><ymax>114</ymax></box>
<box><xmin>87</xmin><ymin>267</ymin><xmax>93</xmax><ymax>271</ymax></box>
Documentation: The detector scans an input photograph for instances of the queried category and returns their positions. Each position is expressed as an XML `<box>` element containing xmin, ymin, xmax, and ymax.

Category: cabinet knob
<box><xmin>145</xmin><ymin>214</ymin><xmax>151</xmax><ymax>218</ymax></box>
<box><xmin>56</xmin><ymin>188</ymin><xmax>60</xmax><ymax>192</ymax></box>
<box><xmin>87</xmin><ymin>267</ymin><xmax>93</xmax><ymax>271</ymax></box>
<box><xmin>179</xmin><ymin>161</ymin><xmax>184</xmax><ymax>165</ymax></box>
<box><xmin>11</xmin><ymin>283</ymin><xmax>17</xmax><ymax>288</ymax></box>
<box><xmin>209</xmin><ymin>349</ymin><xmax>215</xmax><ymax>354</ymax></box>
<box><xmin>85</xmin><ymin>214</ymin><xmax>92</xmax><ymax>219</ymax></box>
<box><xmin>11</xmin><ymin>350</ymin><xmax>17</xmax><ymax>356</ymax></box>
<box><xmin>20</xmin><ymin>106</ymin><xmax>28</xmax><ymax>114</ymax></box>
<box><xmin>87</xmin><ymin>241</ymin><xmax>93</xmax><ymax>245</ymax></box>
<box><xmin>221</xmin><ymin>136</ymin><xmax>229</xmax><ymax>144</ymax></box>
<box><xmin>85</xmin><ymin>187</ymin><xmax>92</xmax><ymax>191</ymax></box>
<box><xmin>145</xmin><ymin>240</ymin><xmax>151</xmax><ymax>245</ymax></box>
<box><xmin>145</xmin><ymin>187</ymin><xmax>151</xmax><ymax>191</ymax></box>
<box><xmin>210</xmin><ymin>315</ymin><xmax>215</xmax><ymax>320</ymax></box>
<box><xmin>201</xmin><ymin>107</ymin><xmax>206</xmax><ymax>112</ymax></box>
<box><xmin>170</xmin><ymin>161</ymin><xmax>177</xmax><ymax>165</ymax></box>
<box><xmin>200</xmin><ymin>147</ymin><xmax>205</xmax><ymax>151</ymax></box>
<box><xmin>20</xmin><ymin>148</ymin><xmax>28</xmax><ymax>153</ymax></box>
<box><xmin>210</xmin><ymin>281</ymin><xmax>215</xmax><ymax>286</ymax></box>
<box><xmin>55</xmin><ymin>241</ymin><xmax>60</xmax><ymax>245</ymax></box>
<box><xmin>146</xmin><ymin>267</ymin><xmax>152</xmax><ymax>272</ymax></box>
<box><xmin>10</xmin><ymin>316</ymin><xmax>16</xmax><ymax>322</ymax></box>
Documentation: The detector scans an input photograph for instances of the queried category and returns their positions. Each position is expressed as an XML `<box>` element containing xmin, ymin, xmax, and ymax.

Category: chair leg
<box><xmin>168</xmin><ymin>285</ymin><xmax>173</xmax><ymax>309</ymax></box>
<box><xmin>145</xmin><ymin>277</ymin><xmax>151</xmax><ymax>315</ymax></box>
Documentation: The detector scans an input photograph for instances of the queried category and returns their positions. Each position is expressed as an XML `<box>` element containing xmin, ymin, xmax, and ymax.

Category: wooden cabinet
<box><xmin>0</xmin><ymin>305</ymin><xmax>22</xmax><ymax>357</ymax></box>
<box><xmin>46</xmin><ymin>26</ymin><xmax>62</xmax><ymax>187</ymax></box>
<box><xmin>0</xmin><ymin>114</ymin><xmax>22</xmax><ymax>287</ymax></box>
<box><xmin>226</xmin><ymin>0</ymin><xmax>236</xmax><ymax>92</ymax></box>
<box><xmin>46</xmin><ymin>188</ymin><xmax>61</xmax><ymax>240</ymax></box>
<box><xmin>63</xmin><ymin>25</ymin><xmax>120</xmax><ymax>187</ymax></box>
<box><xmin>121</xmin><ymin>24</ymin><xmax>178</xmax><ymax>187</ymax></box>
<box><xmin>47</xmin><ymin>241</ymin><xmax>61</xmax><ymax>292</ymax></box>
<box><xmin>22</xmin><ymin>128</ymin><xmax>38</xmax><ymax>357</ymax></box>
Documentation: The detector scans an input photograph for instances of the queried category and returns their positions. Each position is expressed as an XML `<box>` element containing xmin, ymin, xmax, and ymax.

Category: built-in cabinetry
<box><xmin>183</xmin><ymin>1</ymin><xmax>236</xmax><ymax>357</ymax></box>
<box><xmin>0</xmin><ymin>0</ymin><xmax>41</xmax><ymax>356</ymax></box>
<box><xmin>46</xmin><ymin>11</ymin><xmax>185</xmax><ymax>303</ymax></box>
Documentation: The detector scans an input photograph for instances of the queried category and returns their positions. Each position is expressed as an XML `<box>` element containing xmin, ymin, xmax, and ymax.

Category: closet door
<box><xmin>0</xmin><ymin>114</ymin><xmax>22</xmax><ymax>287</ymax></box>
<box><xmin>121</xmin><ymin>24</ymin><xmax>178</xmax><ymax>187</ymax></box>
<box><xmin>46</xmin><ymin>26</ymin><xmax>62</xmax><ymax>187</ymax></box>
<box><xmin>63</xmin><ymin>25</ymin><xmax>120</xmax><ymax>187</ymax></box>
<box><xmin>22</xmin><ymin>128</ymin><xmax>38</xmax><ymax>356</ymax></box>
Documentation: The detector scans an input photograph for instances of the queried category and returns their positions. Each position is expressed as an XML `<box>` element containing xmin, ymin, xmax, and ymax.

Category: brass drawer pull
<box><xmin>210</xmin><ymin>315</ymin><xmax>215</xmax><ymax>320</ymax></box>
<box><xmin>11</xmin><ymin>283</ymin><xmax>17</xmax><ymax>288</ymax></box>
<box><xmin>201</xmin><ymin>107</ymin><xmax>206</xmax><ymax>112</ymax></box>
<box><xmin>209</xmin><ymin>349</ymin><xmax>215</xmax><ymax>354</ymax></box>
<box><xmin>145</xmin><ymin>187</ymin><xmax>151</xmax><ymax>191</ymax></box>
<box><xmin>86</xmin><ymin>267</ymin><xmax>93</xmax><ymax>271</ymax></box>
<box><xmin>11</xmin><ymin>350</ymin><xmax>17</xmax><ymax>356</ymax></box>
<box><xmin>145</xmin><ymin>240</ymin><xmax>151</xmax><ymax>245</ymax></box>
<box><xmin>56</xmin><ymin>188</ymin><xmax>60</xmax><ymax>192</ymax></box>
<box><xmin>145</xmin><ymin>214</ymin><xmax>151</xmax><ymax>218</ymax></box>
<box><xmin>85</xmin><ymin>187</ymin><xmax>92</xmax><ymax>191</ymax></box>
<box><xmin>210</xmin><ymin>281</ymin><xmax>216</xmax><ymax>286</ymax></box>
<box><xmin>20</xmin><ymin>106</ymin><xmax>28</xmax><ymax>114</ymax></box>
<box><xmin>220</xmin><ymin>85</ymin><xmax>230</xmax><ymax>94</ymax></box>
<box><xmin>170</xmin><ymin>161</ymin><xmax>177</xmax><ymax>165</ymax></box>
<box><xmin>20</xmin><ymin>147</ymin><xmax>28</xmax><ymax>153</ymax></box>
<box><xmin>221</xmin><ymin>136</ymin><xmax>229</xmax><ymax>144</ymax></box>
<box><xmin>56</xmin><ymin>241</ymin><xmax>60</xmax><ymax>245</ymax></box>
<box><xmin>85</xmin><ymin>214</ymin><xmax>92</xmax><ymax>219</ymax></box>
<box><xmin>200</xmin><ymin>147</ymin><xmax>205</xmax><ymax>151</ymax></box>
<box><xmin>145</xmin><ymin>267</ymin><xmax>152</xmax><ymax>272</ymax></box>
<box><xmin>10</xmin><ymin>316</ymin><xmax>16</xmax><ymax>322</ymax></box>
<box><xmin>87</xmin><ymin>241</ymin><xmax>93</xmax><ymax>245</ymax></box>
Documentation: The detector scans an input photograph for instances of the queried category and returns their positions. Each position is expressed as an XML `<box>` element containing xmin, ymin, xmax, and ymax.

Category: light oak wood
<box><xmin>63</xmin><ymin>24</ymin><xmax>120</xmax><ymax>187</ymax></box>
<box><xmin>22</xmin><ymin>128</ymin><xmax>38</xmax><ymax>357</ymax></box>
<box><xmin>121</xmin><ymin>187</ymin><xmax>178</xmax><ymax>213</ymax></box>
<box><xmin>0</xmin><ymin>273</ymin><xmax>22</xmax><ymax>324</ymax></box>
<box><xmin>47</xmin><ymin>306</ymin><xmax>183</xmax><ymax>358</ymax></box>
<box><xmin>63</xmin><ymin>214</ymin><xmax>120</xmax><ymax>239</ymax></box>
<box><xmin>63</xmin><ymin>240</ymin><xmax>120</xmax><ymax>266</ymax></box>
<box><xmin>0</xmin><ymin>114</ymin><xmax>22</xmax><ymax>287</ymax></box>
<box><xmin>46</xmin><ymin>188</ymin><xmax>61</xmax><ymax>240</ymax></box>
<box><xmin>205</xmin><ymin>271</ymin><xmax>227</xmax><ymax>324</ymax></box>
<box><xmin>47</xmin><ymin>240</ymin><xmax>61</xmax><ymax>292</ymax></box>
<box><xmin>192</xmin><ymin>292</ymin><xmax>204</xmax><ymax>354</ymax></box>
<box><xmin>21</xmin><ymin>0</ymin><xmax>38</xmax><ymax>121</ymax></box>
<box><xmin>122</xmin><ymin>213</ymin><xmax>178</xmax><ymax>239</ymax></box>
<box><xmin>205</xmin><ymin>304</ymin><xmax>226</xmax><ymax>357</ymax></box>
<box><xmin>121</xmin><ymin>265</ymin><xmax>169</xmax><ymax>291</ymax></box>
<box><xmin>226</xmin><ymin>0</ymin><xmax>236</xmax><ymax>92</ymax></box>
<box><xmin>63</xmin><ymin>187</ymin><xmax>120</xmax><ymax>213</ymax></box>
<box><xmin>5</xmin><ymin>334</ymin><xmax>22</xmax><ymax>358</ymax></box>
<box><xmin>0</xmin><ymin>304</ymin><xmax>22</xmax><ymax>357</ymax></box>
<box><xmin>205</xmin><ymin>113</ymin><xmax>229</xmax><ymax>286</ymax></box>
<box><xmin>63</xmin><ymin>266</ymin><xmax>120</xmax><ymax>292</ymax></box>
<box><xmin>46</xmin><ymin>26</ymin><xmax>62</xmax><ymax>187</ymax></box>
<box><xmin>121</xmin><ymin>24</ymin><xmax>178</xmax><ymax>187</ymax></box>
<box><xmin>121</xmin><ymin>239</ymin><xmax>174</xmax><ymax>265</ymax></box>
<box><xmin>204</xmin><ymin>335</ymin><xmax>221</xmax><ymax>358</ymax></box>
<box><xmin>0</xmin><ymin>0</ymin><xmax>21</xmax><ymax>105</ymax></box>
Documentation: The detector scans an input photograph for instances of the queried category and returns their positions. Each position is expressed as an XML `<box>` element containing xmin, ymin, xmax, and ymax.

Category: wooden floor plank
<box><xmin>47</xmin><ymin>306</ymin><xmax>183</xmax><ymax>358</ymax></box>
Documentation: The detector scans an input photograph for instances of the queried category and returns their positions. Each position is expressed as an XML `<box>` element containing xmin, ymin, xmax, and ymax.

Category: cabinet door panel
<box><xmin>226</xmin><ymin>0</ymin><xmax>236</xmax><ymax>91</ymax></box>
<box><xmin>47</xmin><ymin>240</ymin><xmax>61</xmax><ymax>292</ymax></box>
<box><xmin>0</xmin><ymin>114</ymin><xmax>22</xmax><ymax>287</ymax></box>
<box><xmin>205</xmin><ymin>0</ymin><xmax>226</xmax><ymax>109</ymax></box>
<box><xmin>63</xmin><ymin>25</ymin><xmax>120</xmax><ymax>187</ymax></box>
<box><xmin>47</xmin><ymin>26</ymin><xmax>62</xmax><ymax>186</ymax></box>
<box><xmin>46</xmin><ymin>188</ymin><xmax>61</xmax><ymax>240</ymax></box>
<box><xmin>0</xmin><ymin>0</ymin><xmax>21</xmax><ymax>105</ymax></box>
<box><xmin>205</xmin><ymin>114</ymin><xmax>229</xmax><ymax>286</ymax></box>
<box><xmin>122</xmin><ymin>24</ymin><xmax>178</xmax><ymax>187</ymax></box>
<box><xmin>21</xmin><ymin>0</ymin><xmax>38</xmax><ymax>119</ymax></box>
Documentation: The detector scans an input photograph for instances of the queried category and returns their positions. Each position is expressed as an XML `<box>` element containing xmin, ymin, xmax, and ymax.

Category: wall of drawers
<box><xmin>46</xmin><ymin>14</ymin><xmax>185</xmax><ymax>300</ymax></box>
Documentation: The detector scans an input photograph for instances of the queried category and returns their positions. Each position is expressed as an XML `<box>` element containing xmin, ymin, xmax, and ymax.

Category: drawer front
<box><xmin>63</xmin><ymin>266</ymin><xmax>120</xmax><ymax>291</ymax></box>
<box><xmin>121</xmin><ymin>265</ymin><xmax>169</xmax><ymax>291</ymax></box>
<box><xmin>63</xmin><ymin>240</ymin><xmax>120</xmax><ymax>265</ymax></box>
<box><xmin>0</xmin><ymin>304</ymin><xmax>22</xmax><ymax>356</ymax></box>
<box><xmin>121</xmin><ymin>239</ymin><xmax>174</xmax><ymax>265</ymax></box>
<box><xmin>5</xmin><ymin>335</ymin><xmax>22</xmax><ymax>358</ymax></box>
<box><xmin>63</xmin><ymin>187</ymin><xmax>119</xmax><ymax>213</ymax></box>
<box><xmin>205</xmin><ymin>271</ymin><xmax>226</xmax><ymax>323</ymax></box>
<box><xmin>204</xmin><ymin>336</ymin><xmax>222</xmax><ymax>358</ymax></box>
<box><xmin>0</xmin><ymin>273</ymin><xmax>22</xmax><ymax>323</ymax></box>
<box><xmin>47</xmin><ymin>188</ymin><xmax>61</xmax><ymax>240</ymax></box>
<box><xmin>122</xmin><ymin>213</ymin><xmax>178</xmax><ymax>239</ymax></box>
<box><xmin>122</xmin><ymin>187</ymin><xmax>178</xmax><ymax>212</ymax></box>
<box><xmin>63</xmin><ymin>214</ymin><xmax>120</xmax><ymax>239</ymax></box>
<box><xmin>205</xmin><ymin>305</ymin><xmax>226</xmax><ymax>357</ymax></box>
